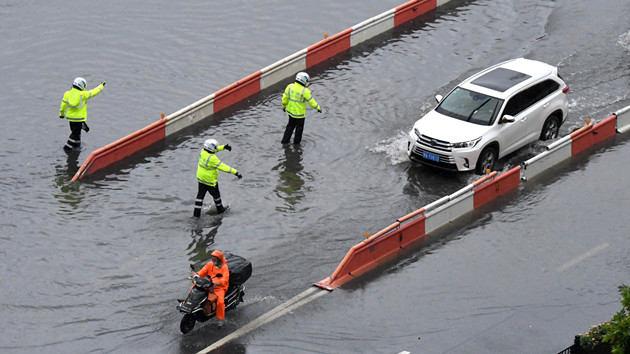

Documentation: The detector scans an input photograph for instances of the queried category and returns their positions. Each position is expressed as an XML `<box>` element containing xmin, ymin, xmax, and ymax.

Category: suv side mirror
<box><xmin>501</xmin><ymin>115</ymin><xmax>515</xmax><ymax>123</ymax></box>
<box><xmin>435</xmin><ymin>95</ymin><xmax>443</xmax><ymax>103</ymax></box>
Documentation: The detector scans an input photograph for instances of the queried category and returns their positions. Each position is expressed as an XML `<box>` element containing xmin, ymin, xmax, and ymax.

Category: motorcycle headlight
<box><xmin>452</xmin><ymin>137</ymin><xmax>482</xmax><ymax>149</ymax></box>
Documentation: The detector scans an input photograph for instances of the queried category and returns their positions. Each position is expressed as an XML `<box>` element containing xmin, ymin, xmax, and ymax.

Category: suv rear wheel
<box><xmin>475</xmin><ymin>146</ymin><xmax>497</xmax><ymax>174</ymax></box>
<box><xmin>540</xmin><ymin>115</ymin><xmax>561</xmax><ymax>141</ymax></box>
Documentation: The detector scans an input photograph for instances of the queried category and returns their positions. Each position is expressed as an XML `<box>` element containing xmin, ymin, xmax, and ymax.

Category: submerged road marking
<box><xmin>197</xmin><ymin>287</ymin><xmax>329</xmax><ymax>353</ymax></box>
<box><xmin>557</xmin><ymin>242</ymin><xmax>609</xmax><ymax>272</ymax></box>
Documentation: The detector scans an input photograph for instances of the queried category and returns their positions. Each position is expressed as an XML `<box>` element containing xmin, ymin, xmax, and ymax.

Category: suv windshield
<box><xmin>436</xmin><ymin>87</ymin><xmax>503</xmax><ymax>125</ymax></box>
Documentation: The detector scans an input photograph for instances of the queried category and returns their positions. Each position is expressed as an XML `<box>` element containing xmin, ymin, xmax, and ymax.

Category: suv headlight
<box><xmin>452</xmin><ymin>137</ymin><xmax>482</xmax><ymax>149</ymax></box>
<box><xmin>413</xmin><ymin>128</ymin><xmax>421</xmax><ymax>138</ymax></box>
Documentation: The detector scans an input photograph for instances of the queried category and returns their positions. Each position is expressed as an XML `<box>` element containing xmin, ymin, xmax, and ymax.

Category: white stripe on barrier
<box><xmin>616</xmin><ymin>106</ymin><xmax>630</xmax><ymax>134</ymax></box>
<box><xmin>545</xmin><ymin>134</ymin><xmax>572</xmax><ymax>151</ymax></box>
<box><xmin>165</xmin><ymin>98</ymin><xmax>215</xmax><ymax>136</ymax></box>
<box><xmin>425</xmin><ymin>189</ymin><xmax>474</xmax><ymax>234</ymax></box>
<box><xmin>260</xmin><ymin>49</ymin><xmax>308</xmax><ymax>91</ymax></box>
<box><xmin>350</xmin><ymin>9</ymin><xmax>396</xmax><ymax>47</ymax></box>
<box><xmin>164</xmin><ymin>92</ymin><xmax>216</xmax><ymax>136</ymax></box>
<box><xmin>197</xmin><ymin>287</ymin><xmax>327</xmax><ymax>353</ymax></box>
<box><xmin>521</xmin><ymin>137</ymin><xmax>572</xmax><ymax>181</ymax></box>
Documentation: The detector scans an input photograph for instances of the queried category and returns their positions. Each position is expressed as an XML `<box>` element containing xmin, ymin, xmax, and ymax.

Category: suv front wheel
<box><xmin>540</xmin><ymin>115</ymin><xmax>561</xmax><ymax>141</ymax></box>
<box><xmin>475</xmin><ymin>146</ymin><xmax>497</xmax><ymax>174</ymax></box>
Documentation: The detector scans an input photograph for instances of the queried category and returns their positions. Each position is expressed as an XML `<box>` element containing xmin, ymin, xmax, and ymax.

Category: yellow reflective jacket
<box><xmin>196</xmin><ymin>146</ymin><xmax>238</xmax><ymax>186</ymax></box>
<box><xmin>281</xmin><ymin>82</ymin><xmax>320</xmax><ymax>119</ymax></box>
<box><xmin>59</xmin><ymin>83</ymin><xmax>104</xmax><ymax>122</ymax></box>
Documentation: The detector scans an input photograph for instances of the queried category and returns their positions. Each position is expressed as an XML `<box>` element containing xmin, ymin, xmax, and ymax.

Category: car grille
<box><xmin>418</xmin><ymin>134</ymin><xmax>452</xmax><ymax>152</ymax></box>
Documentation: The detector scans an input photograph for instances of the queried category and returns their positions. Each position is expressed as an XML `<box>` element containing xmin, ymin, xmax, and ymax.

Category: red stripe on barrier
<box><xmin>306</xmin><ymin>28</ymin><xmax>352</xmax><ymax>68</ymax></box>
<box><xmin>213</xmin><ymin>71</ymin><xmax>262</xmax><ymax>113</ymax></box>
<box><xmin>399</xmin><ymin>215</ymin><xmax>426</xmax><ymax>248</ymax></box>
<box><xmin>317</xmin><ymin>212</ymin><xmax>427</xmax><ymax>289</ymax></box>
<box><xmin>473</xmin><ymin>166</ymin><xmax>521</xmax><ymax>209</ymax></box>
<box><xmin>394</xmin><ymin>0</ymin><xmax>436</xmax><ymax>27</ymax></box>
<box><xmin>71</xmin><ymin>119</ymin><xmax>166</xmax><ymax>181</ymax></box>
<box><xmin>570</xmin><ymin>116</ymin><xmax>617</xmax><ymax>156</ymax></box>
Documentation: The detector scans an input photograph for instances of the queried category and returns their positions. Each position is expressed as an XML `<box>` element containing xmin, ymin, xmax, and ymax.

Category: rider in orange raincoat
<box><xmin>196</xmin><ymin>250</ymin><xmax>230</xmax><ymax>322</ymax></box>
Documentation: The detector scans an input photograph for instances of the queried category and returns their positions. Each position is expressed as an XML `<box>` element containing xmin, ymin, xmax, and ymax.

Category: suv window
<box><xmin>502</xmin><ymin>79</ymin><xmax>560</xmax><ymax>116</ymax></box>
<box><xmin>436</xmin><ymin>87</ymin><xmax>503</xmax><ymax>126</ymax></box>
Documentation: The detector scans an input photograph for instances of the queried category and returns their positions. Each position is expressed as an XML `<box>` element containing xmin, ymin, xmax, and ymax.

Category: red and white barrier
<box><xmin>315</xmin><ymin>169</ymin><xmax>522</xmax><ymax>290</ymax></box>
<box><xmin>522</xmin><ymin>115</ymin><xmax>618</xmax><ymax>181</ymax></box>
<box><xmin>72</xmin><ymin>0</ymin><xmax>441</xmax><ymax>181</ymax></box>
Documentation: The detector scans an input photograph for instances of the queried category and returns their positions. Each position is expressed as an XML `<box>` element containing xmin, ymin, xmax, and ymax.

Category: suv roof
<box><xmin>460</xmin><ymin>58</ymin><xmax>556</xmax><ymax>99</ymax></box>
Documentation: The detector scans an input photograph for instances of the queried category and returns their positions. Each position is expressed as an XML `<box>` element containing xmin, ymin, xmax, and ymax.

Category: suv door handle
<box><xmin>543</xmin><ymin>103</ymin><xmax>550</xmax><ymax>108</ymax></box>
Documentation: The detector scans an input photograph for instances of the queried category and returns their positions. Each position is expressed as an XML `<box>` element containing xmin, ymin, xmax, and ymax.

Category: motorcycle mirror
<box><xmin>189</xmin><ymin>264</ymin><xmax>196</xmax><ymax>271</ymax></box>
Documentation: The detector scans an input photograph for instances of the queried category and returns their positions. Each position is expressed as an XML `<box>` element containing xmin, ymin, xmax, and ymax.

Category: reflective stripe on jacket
<box><xmin>281</xmin><ymin>82</ymin><xmax>320</xmax><ymax>119</ymax></box>
<box><xmin>196</xmin><ymin>146</ymin><xmax>237</xmax><ymax>186</ymax></box>
<box><xmin>59</xmin><ymin>84</ymin><xmax>104</xmax><ymax>122</ymax></box>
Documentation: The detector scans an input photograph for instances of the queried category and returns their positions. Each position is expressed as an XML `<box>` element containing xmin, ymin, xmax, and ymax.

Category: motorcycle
<box><xmin>176</xmin><ymin>252</ymin><xmax>252</xmax><ymax>334</ymax></box>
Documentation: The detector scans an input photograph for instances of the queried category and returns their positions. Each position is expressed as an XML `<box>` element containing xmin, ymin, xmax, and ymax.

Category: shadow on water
<box><xmin>52</xmin><ymin>149</ymin><xmax>85</xmax><ymax>214</ymax></box>
<box><xmin>272</xmin><ymin>144</ymin><xmax>312</xmax><ymax>213</ymax></box>
<box><xmin>402</xmin><ymin>163</ymin><xmax>475</xmax><ymax>200</ymax></box>
<box><xmin>187</xmin><ymin>217</ymin><xmax>223</xmax><ymax>266</ymax></box>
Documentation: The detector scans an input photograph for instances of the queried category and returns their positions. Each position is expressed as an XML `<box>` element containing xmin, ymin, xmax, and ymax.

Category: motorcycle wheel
<box><xmin>180</xmin><ymin>314</ymin><xmax>196</xmax><ymax>334</ymax></box>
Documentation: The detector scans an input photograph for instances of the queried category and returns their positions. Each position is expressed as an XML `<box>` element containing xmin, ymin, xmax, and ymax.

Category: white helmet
<box><xmin>73</xmin><ymin>77</ymin><xmax>87</xmax><ymax>90</ymax></box>
<box><xmin>295</xmin><ymin>72</ymin><xmax>310</xmax><ymax>86</ymax></box>
<box><xmin>203</xmin><ymin>139</ymin><xmax>218</xmax><ymax>153</ymax></box>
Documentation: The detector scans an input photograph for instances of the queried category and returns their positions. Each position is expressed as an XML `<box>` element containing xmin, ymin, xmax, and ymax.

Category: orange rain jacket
<box><xmin>197</xmin><ymin>250</ymin><xmax>229</xmax><ymax>292</ymax></box>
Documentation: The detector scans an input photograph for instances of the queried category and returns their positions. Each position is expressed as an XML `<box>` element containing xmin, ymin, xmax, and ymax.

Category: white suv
<box><xmin>407</xmin><ymin>58</ymin><xmax>569</xmax><ymax>174</ymax></box>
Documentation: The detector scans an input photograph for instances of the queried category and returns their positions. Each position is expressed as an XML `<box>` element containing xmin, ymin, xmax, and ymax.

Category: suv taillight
<box><xmin>562</xmin><ymin>85</ymin><xmax>569</xmax><ymax>93</ymax></box>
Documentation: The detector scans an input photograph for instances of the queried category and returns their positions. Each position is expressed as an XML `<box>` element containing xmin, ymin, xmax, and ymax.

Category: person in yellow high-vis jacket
<box><xmin>194</xmin><ymin>139</ymin><xmax>242</xmax><ymax>217</ymax></box>
<box><xmin>281</xmin><ymin>72</ymin><xmax>322</xmax><ymax>144</ymax></box>
<box><xmin>59</xmin><ymin>77</ymin><xmax>105</xmax><ymax>151</ymax></box>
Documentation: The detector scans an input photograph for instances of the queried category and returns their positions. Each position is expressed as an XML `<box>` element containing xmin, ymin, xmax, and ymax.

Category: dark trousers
<box><xmin>193</xmin><ymin>182</ymin><xmax>223</xmax><ymax>217</ymax></box>
<box><xmin>65</xmin><ymin>122</ymin><xmax>83</xmax><ymax>149</ymax></box>
<box><xmin>281</xmin><ymin>116</ymin><xmax>305</xmax><ymax>144</ymax></box>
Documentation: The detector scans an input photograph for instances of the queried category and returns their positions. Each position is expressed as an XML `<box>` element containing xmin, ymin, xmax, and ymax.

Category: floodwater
<box><xmin>1</xmin><ymin>0</ymin><xmax>629</xmax><ymax>353</ymax></box>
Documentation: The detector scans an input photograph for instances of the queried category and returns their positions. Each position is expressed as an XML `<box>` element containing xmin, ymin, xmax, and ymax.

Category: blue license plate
<box><xmin>422</xmin><ymin>151</ymin><xmax>440</xmax><ymax>162</ymax></box>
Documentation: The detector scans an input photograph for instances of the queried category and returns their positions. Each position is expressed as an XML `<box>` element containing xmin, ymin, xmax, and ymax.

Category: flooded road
<box><xmin>1</xmin><ymin>0</ymin><xmax>629</xmax><ymax>353</ymax></box>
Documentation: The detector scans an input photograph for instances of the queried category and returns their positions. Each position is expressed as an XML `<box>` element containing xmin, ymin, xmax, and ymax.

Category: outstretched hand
<box><xmin>224</xmin><ymin>144</ymin><xmax>232</xmax><ymax>151</ymax></box>
<box><xmin>235</xmin><ymin>172</ymin><xmax>243</xmax><ymax>179</ymax></box>
<box><xmin>317</xmin><ymin>106</ymin><xmax>322</xmax><ymax>113</ymax></box>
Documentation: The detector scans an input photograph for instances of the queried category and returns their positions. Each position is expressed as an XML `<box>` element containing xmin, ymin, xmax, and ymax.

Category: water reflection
<box><xmin>272</xmin><ymin>145</ymin><xmax>311</xmax><ymax>212</ymax></box>
<box><xmin>187</xmin><ymin>217</ymin><xmax>222</xmax><ymax>265</ymax></box>
<box><xmin>402</xmin><ymin>163</ymin><xmax>472</xmax><ymax>202</ymax></box>
<box><xmin>52</xmin><ymin>149</ymin><xmax>85</xmax><ymax>215</ymax></box>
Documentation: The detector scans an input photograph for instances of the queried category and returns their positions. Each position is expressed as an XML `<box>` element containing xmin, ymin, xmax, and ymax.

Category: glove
<box><xmin>59</xmin><ymin>114</ymin><xmax>65</xmax><ymax>119</ymax></box>
<box><xmin>82</xmin><ymin>122</ymin><xmax>90</xmax><ymax>132</ymax></box>
<box><xmin>101</xmin><ymin>81</ymin><xmax>106</xmax><ymax>87</ymax></box>
<box><xmin>224</xmin><ymin>144</ymin><xmax>232</xmax><ymax>151</ymax></box>
<box><xmin>317</xmin><ymin>106</ymin><xmax>322</xmax><ymax>113</ymax></box>
<box><xmin>282</xmin><ymin>107</ymin><xmax>286</xmax><ymax>112</ymax></box>
<box><xmin>235</xmin><ymin>172</ymin><xmax>242</xmax><ymax>179</ymax></box>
